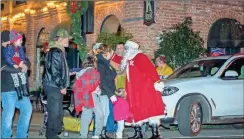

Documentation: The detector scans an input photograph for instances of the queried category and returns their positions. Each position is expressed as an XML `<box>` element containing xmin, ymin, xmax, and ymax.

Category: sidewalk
<box><xmin>13</xmin><ymin>111</ymin><xmax>43</xmax><ymax>126</ymax></box>
<box><xmin>12</xmin><ymin>111</ymin><xmax>136</xmax><ymax>138</ymax></box>
<box><xmin>12</xmin><ymin>111</ymin><xmax>83</xmax><ymax>138</ymax></box>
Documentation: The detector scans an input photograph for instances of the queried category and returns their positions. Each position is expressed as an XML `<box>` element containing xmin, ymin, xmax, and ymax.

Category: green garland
<box><xmin>97</xmin><ymin>29</ymin><xmax>133</xmax><ymax>50</ymax></box>
<box><xmin>67</xmin><ymin>1</ymin><xmax>88</xmax><ymax>61</ymax></box>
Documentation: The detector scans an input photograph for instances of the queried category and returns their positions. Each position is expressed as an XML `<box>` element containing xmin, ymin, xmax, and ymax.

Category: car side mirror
<box><xmin>224</xmin><ymin>70</ymin><xmax>238</xmax><ymax>77</ymax></box>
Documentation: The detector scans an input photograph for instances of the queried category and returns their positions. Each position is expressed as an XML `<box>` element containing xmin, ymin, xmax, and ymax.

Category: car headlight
<box><xmin>162</xmin><ymin>86</ymin><xmax>179</xmax><ymax>96</ymax></box>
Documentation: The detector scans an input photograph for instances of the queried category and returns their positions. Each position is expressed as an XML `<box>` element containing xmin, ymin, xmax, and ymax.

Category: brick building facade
<box><xmin>1</xmin><ymin>0</ymin><xmax>244</xmax><ymax>89</ymax></box>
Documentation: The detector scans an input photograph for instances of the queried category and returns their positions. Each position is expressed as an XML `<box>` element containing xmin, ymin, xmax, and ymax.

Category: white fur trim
<box><xmin>126</xmin><ymin>51</ymin><xmax>142</xmax><ymax>82</ymax></box>
<box><xmin>127</xmin><ymin>50</ymin><xmax>142</xmax><ymax>60</ymax></box>
<box><xmin>124</xmin><ymin>115</ymin><xmax>165</xmax><ymax>126</ymax></box>
<box><xmin>125</xmin><ymin>41</ymin><xmax>139</xmax><ymax>49</ymax></box>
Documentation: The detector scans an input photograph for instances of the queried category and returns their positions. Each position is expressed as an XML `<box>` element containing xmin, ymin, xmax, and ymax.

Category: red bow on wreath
<box><xmin>71</xmin><ymin>1</ymin><xmax>77</xmax><ymax>14</ymax></box>
<box><xmin>42</xmin><ymin>41</ymin><xmax>49</xmax><ymax>53</ymax></box>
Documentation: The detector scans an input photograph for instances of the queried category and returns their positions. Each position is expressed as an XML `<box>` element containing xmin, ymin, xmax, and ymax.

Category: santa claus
<box><xmin>120</xmin><ymin>40</ymin><xmax>165</xmax><ymax>138</ymax></box>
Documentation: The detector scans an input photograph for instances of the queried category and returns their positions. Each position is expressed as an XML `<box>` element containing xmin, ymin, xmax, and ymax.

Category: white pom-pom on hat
<box><xmin>125</xmin><ymin>40</ymin><xmax>139</xmax><ymax>49</ymax></box>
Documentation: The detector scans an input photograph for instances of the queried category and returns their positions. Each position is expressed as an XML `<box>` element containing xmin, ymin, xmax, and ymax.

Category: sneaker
<box><xmin>116</xmin><ymin>132</ymin><xmax>122</xmax><ymax>138</ymax></box>
<box><xmin>92</xmin><ymin>136</ymin><xmax>100</xmax><ymax>138</ymax></box>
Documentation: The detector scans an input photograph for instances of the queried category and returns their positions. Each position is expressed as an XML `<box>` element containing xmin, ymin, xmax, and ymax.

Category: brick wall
<box><xmin>1</xmin><ymin>0</ymin><xmax>243</xmax><ymax>88</ymax></box>
<box><xmin>29</xmin><ymin>9</ymin><xmax>70</xmax><ymax>87</ymax></box>
<box><xmin>1</xmin><ymin>7</ymin><xmax>70</xmax><ymax>88</ymax></box>
<box><xmin>86</xmin><ymin>1</ymin><xmax>124</xmax><ymax>49</ymax></box>
<box><xmin>90</xmin><ymin>0</ymin><xmax>244</xmax><ymax>58</ymax></box>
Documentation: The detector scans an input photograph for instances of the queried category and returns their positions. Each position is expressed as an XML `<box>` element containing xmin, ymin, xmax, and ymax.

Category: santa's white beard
<box><xmin>119</xmin><ymin>48</ymin><xmax>140</xmax><ymax>73</ymax></box>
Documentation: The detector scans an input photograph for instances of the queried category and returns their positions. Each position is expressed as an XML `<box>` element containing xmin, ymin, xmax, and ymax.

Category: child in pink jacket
<box><xmin>113</xmin><ymin>88</ymin><xmax>133</xmax><ymax>138</ymax></box>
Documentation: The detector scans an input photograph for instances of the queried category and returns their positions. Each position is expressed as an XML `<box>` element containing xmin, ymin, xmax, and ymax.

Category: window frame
<box><xmin>13</xmin><ymin>0</ymin><xmax>27</xmax><ymax>7</ymax></box>
<box><xmin>1</xmin><ymin>3</ymin><xmax>4</xmax><ymax>11</ymax></box>
<box><xmin>220</xmin><ymin>57</ymin><xmax>244</xmax><ymax>80</ymax></box>
<box><xmin>168</xmin><ymin>59</ymin><xmax>227</xmax><ymax>79</ymax></box>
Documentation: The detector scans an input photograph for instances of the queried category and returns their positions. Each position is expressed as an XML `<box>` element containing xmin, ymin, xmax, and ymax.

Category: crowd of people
<box><xmin>1</xmin><ymin>28</ymin><xmax>174</xmax><ymax>139</ymax></box>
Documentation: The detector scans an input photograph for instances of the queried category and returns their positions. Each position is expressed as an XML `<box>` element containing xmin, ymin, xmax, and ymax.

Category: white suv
<box><xmin>161</xmin><ymin>53</ymin><xmax>244</xmax><ymax>136</ymax></box>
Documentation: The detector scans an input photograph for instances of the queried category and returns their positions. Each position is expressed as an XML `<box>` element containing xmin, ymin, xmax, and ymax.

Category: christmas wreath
<box><xmin>66</xmin><ymin>1</ymin><xmax>88</xmax><ymax>61</ymax></box>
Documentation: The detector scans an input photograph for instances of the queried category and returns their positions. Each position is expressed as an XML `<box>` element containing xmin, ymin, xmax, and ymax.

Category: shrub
<box><xmin>155</xmin><ymin>17</ymin><xmax>206</xmax><ymax>69</ymax></box>
<box><xmin>97</xmin><ymin>29</ymin><xmax>133</xmax><ymax>49</ymax></box>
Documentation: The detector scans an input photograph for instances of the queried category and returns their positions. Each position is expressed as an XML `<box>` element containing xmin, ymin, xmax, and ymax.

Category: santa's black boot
<box><xmin>149</xmin><ymin>125</ymin><xmax>162</xmax><ymax>139</ymax></box>
<box><xmin>128</xmin><ymin>126</ymin><xmax>143</xmax><ymax>139</ymax></box>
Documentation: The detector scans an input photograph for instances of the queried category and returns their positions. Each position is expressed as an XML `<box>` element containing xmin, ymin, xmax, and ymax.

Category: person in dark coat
<box><xmin>94</xmin><ymin>43</ymin><xmax>117</xmax><ymax>138</ymax></box>
<box><xmin>42</xmin><ymin>29</ymin><xmax>71</xmax><ymax>139</ymax></box>
<box><xmin>1</xmin><ymin>30</ymin><xmax>32</xmax><ymax>139</ymax></box>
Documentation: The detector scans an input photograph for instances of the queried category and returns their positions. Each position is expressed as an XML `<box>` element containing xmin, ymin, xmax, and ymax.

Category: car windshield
<box><xmin>168</xmin><ymin>59</ymin><xmax>227</xmax><ymax>79</ymax></box>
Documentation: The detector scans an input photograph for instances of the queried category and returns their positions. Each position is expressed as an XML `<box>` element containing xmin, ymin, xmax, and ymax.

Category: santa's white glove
<box><xmin>154</xmin><ymin>81</ymin><xmax>164</xmax><ymax>92</ymax></box>
<box><xmin>110</xmin><ymin>95</ymin><xmax>117</xmax><ymax>102</ymax></box>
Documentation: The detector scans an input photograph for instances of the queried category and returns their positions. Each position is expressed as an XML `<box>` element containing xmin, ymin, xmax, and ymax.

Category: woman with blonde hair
<box><xmin>94</xmin><ymin>43</ymin><xmax>117</xmax><ymax>138</ymax></box>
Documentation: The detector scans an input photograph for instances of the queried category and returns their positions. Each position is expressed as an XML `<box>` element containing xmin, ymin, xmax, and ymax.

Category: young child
<box><xmin>2</xmin><ymin>30</ymin><xmax>29</xmax><ymax>99</ymax></box>
<box><xmin>113</xmin><ymin>88</ymin><xmax>133</xmax><ymax>138</ymax></box>
<box><xmin>3</xmin><ymin>30</ymin><xmax>27</xmax><ymax>70</ymax></box>
<box><xmin>73</xmin><ymin>56</ymin><xmax>104</xmax><ymax>138</ymax></box>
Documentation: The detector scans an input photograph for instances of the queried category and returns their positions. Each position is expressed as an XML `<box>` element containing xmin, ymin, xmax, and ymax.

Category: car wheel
<box><xmin>232</xmin><ymin>123</ymin><xmax>244</xmax><ymax>129</ymax></box>
<box><xmin>178</xmin><ymin>98</ymin><xmax>203</xmax><ymax>136</ymax></box>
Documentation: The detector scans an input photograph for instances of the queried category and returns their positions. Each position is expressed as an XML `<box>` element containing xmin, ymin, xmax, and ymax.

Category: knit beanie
<box><xmin>9</xmin><ymin>30</ymin><xmax>23</xmax><ymax>43</ymax></box>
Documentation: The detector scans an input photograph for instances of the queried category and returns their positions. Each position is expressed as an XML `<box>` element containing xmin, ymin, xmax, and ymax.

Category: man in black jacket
<box><xmin>1</xmin><ymin>30</ymin><xmax>32</xmax><ymax>138</ymax></box>
<box><xmin>43</xmin><ymin>29</ymin><xmax>71</xmax><ymax>139</ymax></box>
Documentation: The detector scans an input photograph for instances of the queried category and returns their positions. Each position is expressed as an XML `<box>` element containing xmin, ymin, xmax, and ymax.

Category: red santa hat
<box><xmin>125</xmin><ymin>40</ymin><xmax>139</xmax><ymax>49</ymax></box>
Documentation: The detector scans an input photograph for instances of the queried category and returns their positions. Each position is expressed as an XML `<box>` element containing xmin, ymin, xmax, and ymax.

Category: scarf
<box><xmin>11</xmin><ymin>72</ymin><xmax>28</xmax><ymax>100</ymax></box>
<box><xmin>48</xmin><ymin>41</ymin><xmax>65</xmax><ymax>52</ymax></box>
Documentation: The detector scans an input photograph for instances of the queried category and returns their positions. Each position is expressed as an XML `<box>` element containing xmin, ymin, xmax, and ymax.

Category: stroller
<box><xmin>38</xmin><ymin>92</ymin><xmax>69</xmax><ymax>137</ymax></box>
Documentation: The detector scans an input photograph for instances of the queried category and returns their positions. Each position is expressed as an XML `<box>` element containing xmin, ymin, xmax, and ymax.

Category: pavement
<box><xmin>10</xmin><ymin>111</ymin><xmax>244</xmax><ymax>139</ymax></box>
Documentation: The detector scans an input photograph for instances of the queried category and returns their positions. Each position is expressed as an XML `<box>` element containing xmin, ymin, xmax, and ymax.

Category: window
<box><xmin>221</xmin><ymin>58</ymin><xmax>244</xmax><ymax>79</ymax></box>
<box><xmin>1</xmin><ymin>4</ymin><xmax>4</xmax><ymax>11</ymax></box>
<box><xmin>14</xmin><ymin>0</ymin><xmax>26</xmax><ymax>6</ymax></box>
<box><xmin>207</xmin><ymin>18</ymin><xmax>244</xmax><ymax>55</ymax></box>
<box><xmin>168</xmin><ymin>59</ymin><xmax>227</xmax><ymax>79</ymax></box>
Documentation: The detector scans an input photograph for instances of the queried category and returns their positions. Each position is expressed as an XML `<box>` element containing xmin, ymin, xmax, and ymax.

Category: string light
<box><xmin>30</xmin><ymin>10</ymin><xmax>36</xmax><ymax>15</ymax></box>
<box><xmin>55</xmin><ymin>4</ymin><xmax>60</xmax><ymax>8</ymax></box>
<box><xmin>47</xmin><ymin>2</ymin><xmax>55</xmax><ymax>8</ymax></box>
<box><xmin>62</xmin><ymin>2</ymin><xmax>67</xmax><ymax>7</ymax></box>
<box><xmin>2</xmin><ymin>1</ymin><xmax>67</xmax><ymax>24</ymax></box>
<box><xmin>42</xmin><ymin>7</ymin><xmax>48</xmax><ymax>12</ymax></box>
<box><xmin>24</xmin><ymin>9</ymin><xmax>30</xmax><ymax>13</ymax></box>
<box><xmin>1</xmin><ymin>16</ymin><xmax>8</xmax><ymax>22</ymax></box>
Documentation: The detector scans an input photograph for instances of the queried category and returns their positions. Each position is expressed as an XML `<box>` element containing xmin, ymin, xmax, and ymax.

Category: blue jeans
<box><xmin>106</xmin><ymin>101</ymin><xmax>117</xmax><ymax>133</ymax></box>
<box><xmin>1</xmin><ymin>91</ymin><xmax>32</xmax><ymax>138</ymax></box>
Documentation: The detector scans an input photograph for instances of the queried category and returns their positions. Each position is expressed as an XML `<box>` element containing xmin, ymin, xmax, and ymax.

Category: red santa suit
<box><xmin>120</xmin><ymin>41</ymin><xmax>165</xmax><ymax>126</ymax></box>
